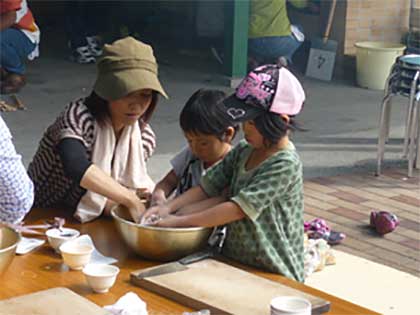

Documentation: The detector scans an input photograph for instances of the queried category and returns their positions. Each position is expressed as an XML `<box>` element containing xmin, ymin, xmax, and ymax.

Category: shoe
<box><xmin>370</xmin><ymin>211</ymin><xmax>399</xmax><ymax>235</ymax></box>
<box><xmin>86</xmin><ymin>36</ymin><xmax>103</xmax><ymax>57</ymax></box>
<box><xmin>0</xmin><ymin>73</ymin><xmax>26</xmax><ymax>94</ymax></box>
<box><xmin>70</xmin><ymin>45</ymin><xmax>96</xmax><ymax>64</ymax></box>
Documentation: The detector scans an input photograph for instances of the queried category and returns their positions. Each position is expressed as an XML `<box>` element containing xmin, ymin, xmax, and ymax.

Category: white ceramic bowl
<box><xmin>46</xmin><ymin>228</ymin><xmax>80</xmax><ymax>253</ymax></box>
<box><xmin>59</xmin><ymin>241</ymin><xmax>93</xmax><ymax>270</ymax></box>
<box><xmin>270</xmin><ymin>296</ymin><xmax>311</xmax><ymax>315</ymax></box>
<box><xmin>82</xmin><ymin>264</ymin><xmax>120</xmax><ymax>293</ymax></box>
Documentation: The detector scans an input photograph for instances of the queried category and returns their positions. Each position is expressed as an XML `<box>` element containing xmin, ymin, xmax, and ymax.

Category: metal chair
<box><xmin>376</xmin><ymin>54</ymin><xmax>420</xmax><ymax>177</ymax></box>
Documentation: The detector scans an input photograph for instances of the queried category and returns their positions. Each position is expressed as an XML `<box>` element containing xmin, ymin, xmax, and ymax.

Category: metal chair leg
<box><xmin>383</xmin><ymin>68</ymin><xmax>398</xmax><ymax>142</ymax></box>
<box><xmin>413</xmin><ymin>91</ymin><xmax>420</xmax><ymax>170</ymax></box>
<box><xmin>377</xmin><ymin>94</ymin><xmax>392</xmax><ymax>176</ymax></box>
<box><xmin>408</xmin><ymin>99</ymin><xmax>419</xmax><ymax>177</ymax></box>
<box><xmin>415</xmin><ymin>107</ymin><xmax>420</xmax><ymax>170</ymax></box>
<box><xmin>384</xmin><ymin>99</ymin><xmax>392</xmax><ymax>142</ymax></box>
<box><xmin>403</xmin><ymin>71</ymin><xmax>420</xmax><ymax>157</ymax></box>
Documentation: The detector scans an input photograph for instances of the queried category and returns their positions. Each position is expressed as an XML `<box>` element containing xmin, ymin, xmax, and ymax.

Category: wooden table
<box><xmin>0</xmin><ymin>208</ymin><xmax>379</xmax><ymax>315</ymax></box>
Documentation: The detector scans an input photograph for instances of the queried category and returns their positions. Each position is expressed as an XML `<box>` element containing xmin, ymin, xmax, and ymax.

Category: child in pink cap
<box><xmin>143</xmin><ymin>64</ymin><xmax>305</xmax><ymax>282</ymax></box>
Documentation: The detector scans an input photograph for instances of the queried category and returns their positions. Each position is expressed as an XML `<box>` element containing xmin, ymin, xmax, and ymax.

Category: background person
<box><xmin>248</xmin><ymin>0</ymin><xmax>307</xmax><ymax>67</ymax></box>
<box><xmin>0</xmin><ymin>0</ymin><xmax>40</xmax><ymax>94</ymax></box>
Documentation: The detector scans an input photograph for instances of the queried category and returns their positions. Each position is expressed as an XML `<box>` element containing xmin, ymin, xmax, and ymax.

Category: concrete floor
<box><xmin>1</xmin><ymin>48</ymin><xmax>410</xmax><ymax>182</ymax></box>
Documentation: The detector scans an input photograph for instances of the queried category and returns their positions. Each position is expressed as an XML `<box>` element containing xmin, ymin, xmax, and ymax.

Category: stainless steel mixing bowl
<box><xmin>0</xmin><ymin>226</ymin><xmax>20</xmax><ymax>275</ymax></box>
<box><xmin>111</xmin><ymin>205</ymin><xmax>212</xmax><ymax>261</ymax></box>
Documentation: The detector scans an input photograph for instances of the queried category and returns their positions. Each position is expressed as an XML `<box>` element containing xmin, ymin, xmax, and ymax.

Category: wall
<box><xmin>344</xmin><ymin>0</ymin><xmax>410</xmax><ymax>55</ymax></box>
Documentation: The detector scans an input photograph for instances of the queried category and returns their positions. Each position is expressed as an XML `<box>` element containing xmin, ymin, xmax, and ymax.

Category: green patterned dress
<box><xmin>201</xmin><ymin>140</ymin><xmax>304</xmax><ymax>282</ymax></box>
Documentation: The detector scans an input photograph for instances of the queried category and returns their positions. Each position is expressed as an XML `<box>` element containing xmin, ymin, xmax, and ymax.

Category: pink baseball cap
<box><xmin>223</xmin><ymin>64</ymin><xmax>305</xmax><ymax>121</ymax></box>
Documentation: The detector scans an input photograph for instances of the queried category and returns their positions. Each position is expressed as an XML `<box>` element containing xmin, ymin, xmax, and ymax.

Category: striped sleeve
<box><xmin>141</xmin><ymin>123</ymin><xmax>156</xmax><ymax>161</ymax></box>
<box><xmin>50</xmin><ymin>100</ymin><xmax>95</xmax><ymax>148</ymax></box>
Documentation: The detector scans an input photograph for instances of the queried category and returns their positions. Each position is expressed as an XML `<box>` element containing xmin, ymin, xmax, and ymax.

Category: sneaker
<box><xmin>70</xmin><ymin>45</ymin><xmax>96</xmax><ymax>64</ymax></box>
<box><xmin>0</xmin><ymin>73</ymin><xmax>26</xmax><ymax>94</ymax></box>
<box><xmin>86</xmin><ymin>36</ymin><xmax>103</xmax><ymax>57</ymax></box>
<box><xmin>277</xmin><ymin>56</ymin><xmax>288</xmax><ymax>67</ymax></box>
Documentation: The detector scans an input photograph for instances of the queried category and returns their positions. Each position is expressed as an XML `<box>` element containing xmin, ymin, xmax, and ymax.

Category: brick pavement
<box><xmin>304</xmin><ymin>168</ymin><xmax>420</xmax><ymax>277</ymax></box>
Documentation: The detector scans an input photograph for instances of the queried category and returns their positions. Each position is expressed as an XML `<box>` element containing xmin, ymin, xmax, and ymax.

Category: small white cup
<box><xmin>270</xmin><ymin>296</ymin><xmax>311</xmax><ymax>315</ymax></box>
<box><xmin>83</xmin><ymin>264</ymin><xmax>120</xmax><ymax>293</ymax></box>
<box><xmin>46</xmin><ymin>228</ymin><xmax>80</xmax><ymax>253</ymax></box>
<box><xmin>59</xmin><ymin>241</ymin><xmax>93</xmax><ymax>270</ymax></box>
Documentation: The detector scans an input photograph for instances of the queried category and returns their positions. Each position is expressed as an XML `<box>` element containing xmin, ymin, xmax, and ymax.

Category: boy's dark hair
<box><xmin>85</xmin><ymin>91</ymin><xmax>158</xmax><ymax>129</ymax></box>
<box><xmin>253</xmin><ymin>111</ymin><xmax>303</xmax><ymax>147</ymax></box>
<box><xmin>180</xmin><ymin>89</ymin><xmax>238</xmax><ymax>140</ymax></box>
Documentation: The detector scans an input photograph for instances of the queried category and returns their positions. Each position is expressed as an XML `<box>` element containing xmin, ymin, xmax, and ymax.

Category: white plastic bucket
<box><xmin>355</xmin><ymin>41</ymin><xmax>406</xmax><ymax>90</ymax></box>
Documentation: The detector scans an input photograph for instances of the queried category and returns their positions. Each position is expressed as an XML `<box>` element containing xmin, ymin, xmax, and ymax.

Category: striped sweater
<box><xmin>27</xmin><ymin>98</ymin><xmax>156</xmax><ymax>209</ymax></box>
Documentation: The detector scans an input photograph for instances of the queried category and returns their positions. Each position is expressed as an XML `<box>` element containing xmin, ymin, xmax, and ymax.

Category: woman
<box><xmin>28</xmin><ymin>37</ymin><xmax>168</xmax><ymax>223</ymax></box>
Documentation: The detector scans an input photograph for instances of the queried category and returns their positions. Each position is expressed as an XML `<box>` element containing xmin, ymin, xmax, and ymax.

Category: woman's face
<box><xmin>108</xmin><ymin>89</ymin><xmax>153</xmax><ymax>129</ymax></box>
<box><xmin>242</xmin><ymin>120</ymin><xmax>264</xmax><ymax>149</ymax></box>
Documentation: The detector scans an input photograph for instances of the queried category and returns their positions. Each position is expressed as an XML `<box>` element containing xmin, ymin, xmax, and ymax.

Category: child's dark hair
<box><xmin>180</xmin><ymin>89</ymin><xmax>238</xmax><ymax>140</ymax></box>
<box><xmin>253</xmin><ymin>111</ymin><xmax>304</xmax><ymax>148</ymax></box>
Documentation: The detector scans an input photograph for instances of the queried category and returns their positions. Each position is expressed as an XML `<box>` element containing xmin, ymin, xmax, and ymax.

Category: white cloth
<box><xmin>104</xmin><ymin>292</ymin><xmax>148</xmax><ymax>315</ymax></box>
<box><xmin>75</xmin><ymin>120</ymin><xmax>154</xmax><ymax>223</ymax></box>
<box><xmin>15</xmin><ymin>0</ymin><xmax>40</xmax><ymax>59</ymax></box>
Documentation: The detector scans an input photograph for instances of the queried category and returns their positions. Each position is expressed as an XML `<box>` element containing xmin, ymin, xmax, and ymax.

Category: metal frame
<box><xmin>376</xmin><ymin>60</ymin><xmax>420</xmax><ymax>177</ymax></box>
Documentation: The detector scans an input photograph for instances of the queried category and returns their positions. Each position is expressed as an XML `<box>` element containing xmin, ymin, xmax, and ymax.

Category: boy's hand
<box><xmin>155</xmin><ymin>214</ymin><xmax>183</xmax><ymax>228</ymax></box>
<box><xmin>150</xmin><ymin>190</ymin><xmax>167</xmax><ymax>207</ymax></box>
<box><xmin>141</xmin><ymin>204</ymin><xmax>171</xmax><ymax>224</ymax></box>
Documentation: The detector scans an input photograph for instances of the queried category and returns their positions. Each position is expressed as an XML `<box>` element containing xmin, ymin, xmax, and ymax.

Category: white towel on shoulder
<box><xmin>75</xmin><ymin>120</ymin><xmax>154</xmax><ymax>223</ymax></box>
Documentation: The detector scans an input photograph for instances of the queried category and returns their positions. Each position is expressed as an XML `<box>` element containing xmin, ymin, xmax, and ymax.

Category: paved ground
<box><xmin>0</xmin><ymin>38</ymin><xmax>412</xmax><ymax>181</ymax></box>
<box><xmin>304</xmin><ymin>167</ymin><xmax>420</xmax><ymax>277</ymax></box>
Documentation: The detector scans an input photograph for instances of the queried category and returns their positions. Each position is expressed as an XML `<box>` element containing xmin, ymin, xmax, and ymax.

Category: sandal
<box><xmin>1</xmin><ymin>73</ymin><xmax>26</xmax><ymax>94</ymax></box>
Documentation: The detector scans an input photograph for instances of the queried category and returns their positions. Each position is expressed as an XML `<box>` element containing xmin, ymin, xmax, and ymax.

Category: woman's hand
<box><xmin>136</xmin><ymin>188</ymin><xmax>152</xmax><ymax>205</ymax></box>
<box><xmin>125</xmin><ymin>191</ymin><xmax>146</xmax><ymax>223</ymax></box>
<box><xmin>141</xmin><ymin>204</ymin><xmax>171</xmax><ymax>224</ymax></box>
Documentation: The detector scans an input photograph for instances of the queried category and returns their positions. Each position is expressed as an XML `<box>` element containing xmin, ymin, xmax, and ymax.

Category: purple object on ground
<box><xmin>370</xmin><ymin>211</ymin><xmax>400</xmax><ymax>235</ymax></box>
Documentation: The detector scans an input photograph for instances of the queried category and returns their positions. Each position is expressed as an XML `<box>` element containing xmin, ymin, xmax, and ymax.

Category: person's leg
<box><xmin>248</xmin><ymin>37</ymin><xmax>267</xmax><ymax>65</ymax></box>
<box><xmin>249</xmin><ymin>35</ymin><xmax>303</xmax><ymax>65</ymax></box>
<box><xmin>65</xmin><ymin>1</ymin><xmax>88</xmax><ymax>48</ymax></box>
<box><xmin>0</xmin><ymin>28</ymin><xmax>35</xmax><ymax>94</ymax></box>
<box><xmin>83</xmin><ymin>0</ymin><xmax>103</xmax><ymax>57</ymax></box>
<box><xmin>65</xmin><ymin>1</ymin><xmax>96</xmax><ymax>63</ymax></box>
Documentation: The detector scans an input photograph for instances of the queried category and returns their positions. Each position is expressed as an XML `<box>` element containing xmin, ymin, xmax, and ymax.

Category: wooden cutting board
<box><xmin>0</xmin><ymin>287</ymin><xmax>107</xmax><ymax>315</ymax></box>
<box><xmin>132</xmin><ymin>259</ymin><xmax>330</xmax><ymax>314</ymax></box>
